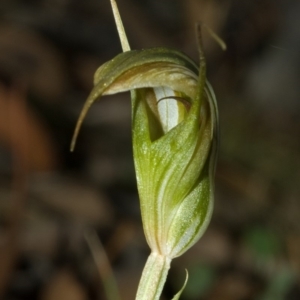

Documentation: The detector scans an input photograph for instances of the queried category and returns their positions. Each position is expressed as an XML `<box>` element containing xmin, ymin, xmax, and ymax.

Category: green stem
<box><xmin>136</xmin><ymin>252</ymin><xmax>171</xmax><ymax>300</ymax></box>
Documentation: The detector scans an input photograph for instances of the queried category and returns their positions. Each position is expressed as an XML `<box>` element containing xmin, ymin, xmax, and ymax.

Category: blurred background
<box><xmin>0</xmin><ymin>0</ymin><xmax>299</xmax><ymax>299</ymax></box>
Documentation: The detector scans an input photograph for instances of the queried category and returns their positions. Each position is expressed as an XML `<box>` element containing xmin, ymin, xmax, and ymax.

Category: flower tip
<box><xmin>70</xmin><ymin>96</ymin><xmax>95</xmax><ymax>152</ymax></box>
<box><xmin>70</xmin><ymin>122</ymin><xmax>80</xmax><ymax>152</ymax></box>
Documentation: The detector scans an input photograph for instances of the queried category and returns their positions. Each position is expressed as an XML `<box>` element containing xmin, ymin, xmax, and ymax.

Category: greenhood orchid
<box><xmin>71</xmin><ymin>0</ymin><xmax>220</xmax><ymax>299</ymax></box>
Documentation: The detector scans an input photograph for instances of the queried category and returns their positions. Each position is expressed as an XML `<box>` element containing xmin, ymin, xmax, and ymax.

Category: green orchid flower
<box><xmin>71</xmin><ymin>1</ymin><xmax>220</xmax><ymax>299</ymax></box>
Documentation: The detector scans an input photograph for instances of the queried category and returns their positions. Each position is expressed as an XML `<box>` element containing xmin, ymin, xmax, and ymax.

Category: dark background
<box><xmin>0</xmin><ymin>0</ymin><xmax>299</xmax><ymax>299</ymax></box>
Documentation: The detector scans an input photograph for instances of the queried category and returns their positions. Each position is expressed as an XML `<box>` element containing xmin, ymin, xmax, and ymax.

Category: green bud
<box><xmin>131</xmin><ymin>49</ymin><xmax>218</xmax><ymax>258</ymax></box>
<box><xmin>71</xmin><ymin>2</ymin><xmax>219</xmax><ymax>299</ymax></box>
<box><xmin>72</xmin><ymin>47</ymin><xmax>218</xmax><ymax>259</ymax></box>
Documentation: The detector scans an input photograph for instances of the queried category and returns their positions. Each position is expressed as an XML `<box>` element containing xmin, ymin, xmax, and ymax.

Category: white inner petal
<box><xmin>154</xmin><ymin>87</ymin><xmax>180</xmax><ymax>133</ymax></box>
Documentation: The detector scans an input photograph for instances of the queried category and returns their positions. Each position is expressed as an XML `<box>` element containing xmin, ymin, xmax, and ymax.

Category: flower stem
<box><xmin>136</xmin><ymin>252</ymin><xmax>171</xmax><ymax>300</ymax></box>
